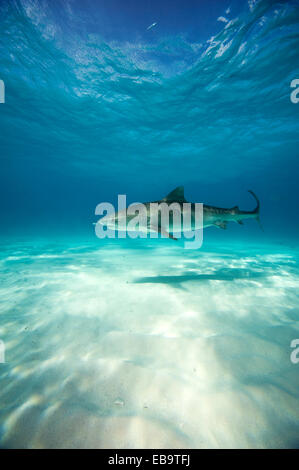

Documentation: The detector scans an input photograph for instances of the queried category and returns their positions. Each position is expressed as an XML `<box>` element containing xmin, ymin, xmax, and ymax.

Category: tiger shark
<box><xmin>97</xmin><ymin>186</ymin><xmax>261</xmax><ymax>240</ymax></box>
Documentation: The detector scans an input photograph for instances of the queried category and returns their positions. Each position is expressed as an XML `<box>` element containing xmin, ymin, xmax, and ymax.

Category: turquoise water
<box><xmin>0</xmin><ymin>239</ymin><xmax>299</xmax><ymax>448</ymax></box>
<box><xmin>0</xmin><ymin>0</ymin><xmax>299</xmax><ymax>448</ymax></box>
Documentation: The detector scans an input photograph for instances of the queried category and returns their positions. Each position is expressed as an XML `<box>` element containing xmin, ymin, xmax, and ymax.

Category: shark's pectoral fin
<box><xmin>150</xmin><ymin>224</ymin><xmax>178</xmax><ymax>240</ymax></box>
<box><xmin>214</xmin><ymin>221</ymin><xmax>227</xmax><ymax>230</ymax></box>
<box><xmin>165</xmin><ymin>231</ymin><xmax>178</xmax><ymax>240</ymax></box>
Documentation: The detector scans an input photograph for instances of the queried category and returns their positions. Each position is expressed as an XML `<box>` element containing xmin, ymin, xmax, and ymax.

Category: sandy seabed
<box><xmin>0</xmin><ymin>238</ymin><xmax>298</xmax><ymax>448</ymax></box>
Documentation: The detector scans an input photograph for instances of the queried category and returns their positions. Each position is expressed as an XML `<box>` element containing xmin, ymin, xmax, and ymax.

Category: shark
<box><xmin>97</xmin><ymin>186</ymin><xmax>261</xmax><ymax>240</ymax></box>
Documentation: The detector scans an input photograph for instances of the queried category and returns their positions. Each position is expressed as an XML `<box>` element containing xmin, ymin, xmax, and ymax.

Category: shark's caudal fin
<box><xmin>248</xmin><ymin>190</ymin><xmax>260</xmax><ymax>213</ymax></box>
<box><xmin>248</xmin><ymin>190</ymin><xmax>263</xmax><ymax>230</ymax></box>
<box><xmin>163</xmin><ymin>186</ymin><xmax>187</xmax><ymax>202</ymax></box>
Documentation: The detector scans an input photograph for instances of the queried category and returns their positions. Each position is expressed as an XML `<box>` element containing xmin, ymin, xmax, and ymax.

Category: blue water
<box><xmin>0</xmin><ymin>0</ymin><xmax>299</xmax><ymax>448</ymax></box>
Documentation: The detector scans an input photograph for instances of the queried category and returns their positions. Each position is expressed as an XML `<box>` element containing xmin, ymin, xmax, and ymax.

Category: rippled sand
<box><xmin>0</xmin><ymin>239</ymin><xmax>298</xmax><ymax>448</ymax></box>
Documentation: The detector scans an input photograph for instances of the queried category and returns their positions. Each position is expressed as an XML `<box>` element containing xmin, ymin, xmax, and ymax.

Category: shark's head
<box><xmin>98</xmin><ymin>205</ymin><xmax>144</xmax><ymax>231</ymax></box>
<box><xmin>98</xmin><ymin>209</ymin><xmax>124</xmax><ymax>229</ymax></box>
<box><xmin>98</xmin><ymin>203</ymin><xmax>147</xmax><ymax>231</ymax></box>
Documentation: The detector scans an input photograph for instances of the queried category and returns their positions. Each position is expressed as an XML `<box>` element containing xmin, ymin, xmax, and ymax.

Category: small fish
<box><xmin>147</xmin><ymin>22</ymin><xmax>157</xmax><ymax>31</ymax></box>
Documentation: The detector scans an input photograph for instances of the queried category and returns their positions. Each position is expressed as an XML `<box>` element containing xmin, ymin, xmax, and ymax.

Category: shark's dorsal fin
<box><xmin>163</xmin><ymin>186</ymin><xmax>186</xmax><ymax>202</ymax></box>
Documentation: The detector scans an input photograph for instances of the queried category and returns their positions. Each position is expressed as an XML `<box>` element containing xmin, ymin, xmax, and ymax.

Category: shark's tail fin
<box><xmin>248</xmin><ymin>190</ymin><xmax>259</xmax><ymax>214</ymax></box>
<box><xmin>248</xmin><ymin>190</ymin><xmax>263</xmax><ymax>231</ymax></box>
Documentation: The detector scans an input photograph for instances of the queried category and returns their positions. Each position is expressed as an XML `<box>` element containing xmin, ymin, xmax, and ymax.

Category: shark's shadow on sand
<box><xmin>133</xmin><ymin>268</ymin><xmax>267</xmax><ymax>289</ymax></box>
